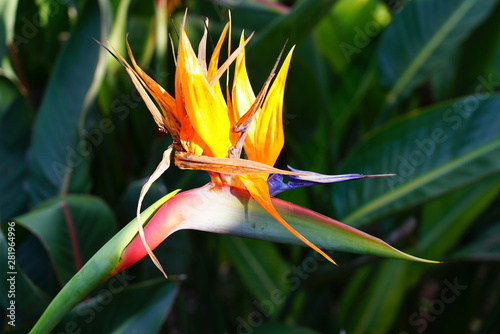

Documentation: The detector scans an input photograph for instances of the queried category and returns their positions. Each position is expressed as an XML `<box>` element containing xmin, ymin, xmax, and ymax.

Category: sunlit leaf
<box><xmin>334</xmin><ymin>95</ymin><xmax>500</xmax><ymax>226</ymax></box>
<box><xmin>378</xmin><ymin>0</ymin><xmax>499</xmax><ymax>104</ymax></box>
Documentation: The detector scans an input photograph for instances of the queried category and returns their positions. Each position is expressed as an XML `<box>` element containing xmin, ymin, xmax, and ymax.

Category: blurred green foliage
<box><xmin>1</xmin><ymin>0</ymin><xmax>500</xmax><ymax>333</ymax></box>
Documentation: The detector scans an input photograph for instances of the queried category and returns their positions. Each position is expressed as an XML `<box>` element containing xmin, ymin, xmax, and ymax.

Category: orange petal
<box><xmin>232</xmin><ymin>32</ymin><xmax>257</xmax><ymax>124</ymax></box>
<box><xmin>123</xmin><ymin>40</ymin><xmax>180</xmax><ymax>138</ymax></box>
<box><xmin>180</xmin><ymin>118</ymin><xmax>207</xmax><ymax>155</ymax></box>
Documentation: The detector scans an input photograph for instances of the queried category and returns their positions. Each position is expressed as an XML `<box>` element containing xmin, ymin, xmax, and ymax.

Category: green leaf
<box><xmin>58</xmin><ymin>279</ymin><xmax>178</xmax><ymax>333</ymax></box>
<box><xmin>251</xmin><ymin>0</ymin><xmax>337</xmax><ymax>49</ymax></box>
<box><xmin>450</xmin><ymin>2</ymin><xmax>500</xmax><ymax>97</ymax></box>
<box><xmin>453</xmin><ymin>221</ymin><xmax>500</xmax><ymax>261</ymax></box>
<box><xmin>247</xmin><ymin>0</ymin><xmax>337</xmax><ymax>85</ymax></box>
<box><xmin>328</xmin><ymin>60</ymin><xmax>378</xmax><ymax>155</ymax></box>
<box><xmin>16</xmin><ymin>195</ymin><xmax>117</xmax><ymax>285</ymax></box>
<box><xmin>29</xmin><ymin>191</ymin><xmax>175</xmax><ymax>334</ymax></box>
<box><xmin>31</xmin><ymin>181</ymin><xmax>436</xmax><ymax>332</ymax></box>
<box><xmin>0</xmin><ymin>76</ymin><xmax>32</xmax><ymax>221</ymax></box>
<box><xmin>378</xmin><ymin>0</ymin><xmax>499</xmax><ymax>104</ymax></box>
<box><xmin>337</xmin><ymin>261</ymin><xmax>411</xmax><ymax>334</ymax></box>
<box><xmin>26</xmin><ymin>0</ymin><xmax>111</xmax><ymax>203</ymax></box>
<box><xmin>0</xmin><ymin>0</ymin><xmax>17</xmax><ymax>60</ymax></box>
<box><xmin>334</xmin><ymin>136</ymin><xmax>500</xmax><ymax>334</ymax></box>
<box><xmin>283</xmin><ymin>36</ymin><xmax>330</xmax><ymax>164</ymax></box>
<box><xmin>221</xmin><ymin>237</ymin><xmax>289</xmax><ymax>312</ymax></box>
<box><xmin>333</xmin><ymin>95</ymin><xmax>500</xmax><ymax>226</ymax></box>
<box><xmin>315</xmin><ymin>0</ymin><xmax>389</xmax><ymax>73</ymax></box>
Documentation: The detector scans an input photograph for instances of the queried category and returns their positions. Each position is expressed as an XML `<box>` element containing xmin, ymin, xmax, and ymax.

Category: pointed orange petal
<box><xmin>207</xmin><ymin>23</ymin><xmax>229</xmax><ymax>80</ymax></box>
<box><xmin>123</xmin><ymin>40</ymin><xmax>180</xmax><ymax>137</ymax></box>
<box><xmin>250</xmin><ymin>47</ymin><xmax>294</xmax><ymax>167</ymax></box>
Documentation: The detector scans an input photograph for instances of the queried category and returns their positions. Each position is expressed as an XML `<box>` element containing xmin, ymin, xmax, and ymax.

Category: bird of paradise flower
<box><xmin>102</xmin><ymin>14</ymin><xmax>436</xmax><ymax>276</ymax></box>
<box><xmin>30</xmin><ymin>13</ymin><xmax>438</xmax><ymax>334</ymax></box>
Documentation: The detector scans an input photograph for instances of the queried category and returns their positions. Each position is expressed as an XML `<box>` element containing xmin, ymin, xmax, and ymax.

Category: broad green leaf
<box><xmin>221</xmin><ymin>236</ymin><xmax>289</xmax><ymax>313</ymax></box>
<box><xmin>378</xmin><ymin>0</ymin><xmax>499</xmax><ymax>105</ymax></box>
<box><xmin>29</xmin><ymin>191</ymin><xmax>176</xmax><ymax>334</ymax></box>
<box><xmin>336</xmin><ymin>177</ymin><xmax>500</xmax><ymax>334</ymax></box>
<box><xmin>57</xmin><ymin>279</ymin><xmax>178</xmax><ymax>333</ymax></box>
<box><xmin>16</xmin><ymin>195</ymin><xmax>117</xmax><ymax>285</ymax></box>
<box><xmin>0</xmin><ymin>76</ymin><xmax>32</xmax><ymax>221</ymax></box>
<box><xmin>26</xmin><ymin>0</ymin><xmax>111</xmax><ymax>204</ymax></box>
<box><xmin>228</xmin><ymin>1</ymin><xmax>282</xmax><ymax>32</ymax></box>
<box><xmin>333</xmin><ymin>95</ymin><xmax>500</xmax><ymax>226</ymax></box>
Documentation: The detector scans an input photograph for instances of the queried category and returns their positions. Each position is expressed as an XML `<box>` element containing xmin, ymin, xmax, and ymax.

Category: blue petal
<box><xmin>268</xmin><ymin>166</ymin><xmax>395</xmax><ymax>196</ymax></box>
